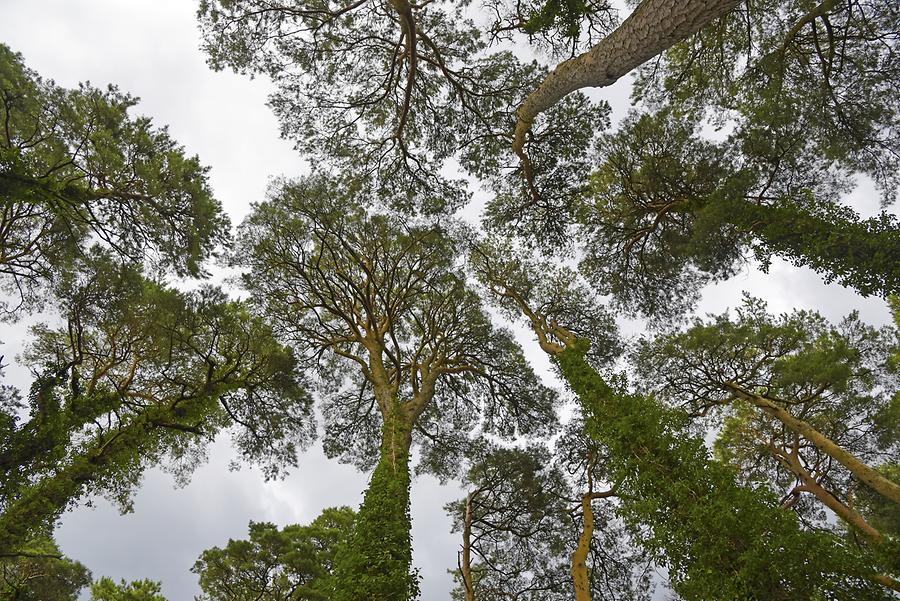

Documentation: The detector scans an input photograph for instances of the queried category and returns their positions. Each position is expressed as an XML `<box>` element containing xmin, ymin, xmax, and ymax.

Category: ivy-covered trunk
<box><xmin>725</xmin><ymin>198</ymin><xmax>900</xmax><ymax>297</ymax></box>
<box><xmin>332</xmin><ymin>412</ymin><xmax>419</xmax><ymax>601</ymax></box>
<box><xmin>554</xmin><ymin>342</ymin><xmax>891</xmax><ymax>600</ymax></box>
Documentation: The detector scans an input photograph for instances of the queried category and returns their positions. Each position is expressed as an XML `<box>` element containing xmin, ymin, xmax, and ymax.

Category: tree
<box><xmin>635</xmin><ymin>0</ymin><xmax>900</xmax><ymax>204</ymax></box>
<box><xmin>488</xmin><ymin>0</ymin><xmax>900</xmax><ymax>314</ymax></box>
<box><xmin>0</xmin><ymin>537</ymin><xmax>91</xmax><ymax>601</ymax></box>
<box><xmin>512</xmin><ymin>0</ymin><xmax>740</xmax><ymax>177</ymax></box>
<box><xmin>577</xmin><ymin>107</ymin><xmax>899</xmax><ymax>317</ymax></box>
<box><xmin>0</xmin><ymin>251</ymin><xmax>314</xmax><ymax>554</ymax></box>
<box><xmin>0</xmin><ymin>44</ymin><xmax>229</xmax><ymax>318</ymax></box>
<box><xmin>447</xmin><ymin>444</ymin><xmax>572</xmax><ymax>601</ymax></box>
<box><xmin>448</xmin><ymin>434</ymin><xmax>651</xmax><ymax>601</ymax></box>
<box><xmin>633</xmin><ymin>297</ymin><xmax>900</xmax><ymax>512</ymax></box>
<box><xmin>193</xmin><ymin>507</ymin><xmax>355</xmax><ymax>601</ymax></box>
<box><xmin>469</xmin><ymin>240</ymin><xmax>900</xmax><ymax>598</ymax></box>
<box><xmin>233</xmin><ymin>175</ymin><xmax>558</xmax><ymax>600</ymax></box>
<box><xmin>89</xmin><ymin>578</ymin><xmax>167</xmax><ymax>601</ymax></box>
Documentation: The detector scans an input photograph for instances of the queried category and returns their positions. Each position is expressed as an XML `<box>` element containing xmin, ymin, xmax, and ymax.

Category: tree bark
<box><xmin>726</xmin><ymin>383</ymin><xmax>900</xmax><ymax>506</ymax></box>
<box><xmin>571</xmin><ymin>494</ymin><xmax>594</xmax><ymax>601</ymax></box>
<box><xmin>513</xmin><ymin>0</ymin><xmax>740</xmax><ymax>156</ymax></box>
<box><xmin>570</xmin><ymin>488</ymin><xmax>616</xmax><ymax>601</ymax></box>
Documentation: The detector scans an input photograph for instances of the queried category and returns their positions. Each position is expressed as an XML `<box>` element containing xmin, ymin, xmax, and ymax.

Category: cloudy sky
<box><xmin>0</xmin><ymin>1</ymin><xmax>896</xmax><ymax>600</ymax></box>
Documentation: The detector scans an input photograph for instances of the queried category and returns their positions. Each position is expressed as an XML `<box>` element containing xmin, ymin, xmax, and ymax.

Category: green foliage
<box><xmin>580</xmin><ymin>108</ymin><xmax>749</xmax><ymax>316</ymax></box>
<box><xmin>0</xmin><ymin>537</ymin><xmax>91</xmax><ymax>601</ymax></box>
<box><xmin>236</xmin><ymin>175</ymin><xmax>557</xmax><ymax>477</ymax></box>
<box><xmin>447</xmin><ymin>441</ymin><xmax>651</xmax><ymax>600</ymax></box>
<box><xmin>332</xmin><ymin>435</ymin><xmax>419</xmax><ymax>601</ymax></box>
<box><xmin>637</xmin><ymin>297</ymin><xmax>899</xmax><ymax>537</ymax></box>
<box><xmin>557</xmin><ymin>341</ymin><xmax>894</xmax><ymax>600</ymax></box>
<box><xmin>0</xmin><ymin>252</ymin><xmax>314</xmax><ymax>553</ymax></box>
<box><xmin>580</xmin><ymin>108</ymin><xmax>900</xmax><ymax>317</ymax></box>
<box><xmin>469</xmin><ymin>236</ymin><xmax>622</xmax><ymax>368</ymax></box>
<box><xmin>90</xmin><ymin>577</ymin><xmax>167</xmax><ymax>601</ymax></box>
<box><xmin>447</xmin><ymin>445</ymin><xmax>571</xmax><ymax>600</ymax></box>
<box><xmin>0</xmin><ymin>44</ymin><xmax>228</xmax><ymax>317</ymax></box>
<box><xmin>635</xmin><ymin>0</ymin><xmax>900</xmax><ymax>203</ymax></box>
<box><xmin>193</xmin><ymin>507</ymin><xmax>355</xmax><ymax>600</ymax></box>
<box><xmin>726</xmin><ymin>191</ymin><xmax>900</xmax><ymax>297</ymax></box>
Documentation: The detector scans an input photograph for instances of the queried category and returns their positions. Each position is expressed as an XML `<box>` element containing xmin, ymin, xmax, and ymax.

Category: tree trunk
<box><xmin>513</xmin><ymin>0</ymin><xmax>740</xmax><ymax>155</ymax></box>
<box><xmin>0</xmin><ymin>415</ymin><xmax>155</xmax><ymax>553</ymax></box>
<box><xmin>332</xmin><ymin>413</ymin><xmax>418</xmax><ymax>601</ymax></box>
<box><xmin>773</xmin><ymin>446</ymin><xmax>882</xmax><ymax>543</ymax></box>
<box><xmin>461</xmin><ymin>491</ymin><xmax>476</xmax><ymax>601</ymax></box>
<box><xmin>726</xmin><ymin>383</ymin><xmax>900</xmax><ymax>506</ymax></box>
<box><xmin>571</xmin><ymin>494</ymin><xmax>594</xmax><ymax>601</ymax></box>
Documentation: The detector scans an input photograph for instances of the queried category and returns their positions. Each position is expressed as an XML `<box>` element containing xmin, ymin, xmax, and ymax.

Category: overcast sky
<box><xmin>0</xmin><ymin>1</ymin><xmax>896</xmax><ymax>600</ymax></box>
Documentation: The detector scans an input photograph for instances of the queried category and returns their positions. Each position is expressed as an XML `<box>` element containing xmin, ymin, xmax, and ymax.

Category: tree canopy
<box><xmin>0</xmin><ymin>44</ymin><xmax>228</xmax><ymax>318</ymax></box>
<box><xmin>2</xmin><ymin>0</ymin><xmax>900</xmax><ymax>598</ymax></box>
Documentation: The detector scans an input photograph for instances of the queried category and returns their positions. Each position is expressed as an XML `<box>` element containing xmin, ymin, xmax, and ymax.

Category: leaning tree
<box><xmin>469</xmin><ymin>238</ymin><xmax>900</xmax><ymax>598</ymax></box>
<box><xmin>0</xmin><ymin>250</ymin><xmax>314</xmax><ymax>555</ymax></box>
<box><xmin>634</xmin><ymin>298</ymin><xmax>900</xmax><ymax>546</ymax></box>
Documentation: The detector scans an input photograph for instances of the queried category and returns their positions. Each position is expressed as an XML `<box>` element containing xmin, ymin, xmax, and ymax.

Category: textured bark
<box><xmin>513</xmin><ymin>0</ymin><xmax>740</xmax><ymax>156</ymax></box>
<box><xmin>726</xmin><ymin>383</ymin><xmax>900</xmax><ymax>507</ymax></box>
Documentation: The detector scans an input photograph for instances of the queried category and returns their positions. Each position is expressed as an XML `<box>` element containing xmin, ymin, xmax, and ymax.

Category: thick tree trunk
<box><xmin>728</xmin><ymin>198</ymin><xmax>900</xmax><ymax>297</ymax></box>
<box><xmin>726</xmin><ymin>383</ymin><xmax>900</xmax><ymax>506</ymax></box>
<box><xmin>513</xmin><ymin>0</ymin><xmax>740</xmax><ymax>156</ymax></box>
<box><xmin>333</xmin><ymin>413</ymin><xmax>418</xmax><ymax>601</ymax></box>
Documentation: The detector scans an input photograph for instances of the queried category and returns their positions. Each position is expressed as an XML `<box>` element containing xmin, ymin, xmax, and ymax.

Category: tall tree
<box><xmin>0</xmin><ymin>537</ymin><xmax>91</xmax><ymax>601</ymax></box>
<box><xmin>0</xmin><ymin>44</ymin><xmax>228</xmax><ymax>318</ymax></box>
<box><xmin>234</xmin><ymin>175</ymin><xmax>558</xmax><ymax>600</ymax></box>
<box><xmin>0</xmin><ymin>251</ymin><xmax>314</xmax><ymax>554</ymax></box>
<box><xmin>448</xmin><ymin>435</ymin><xmax>651</xmax><ymax>601</ymax></box>
<box><xmin>193</xmin><ymin>507</ymin><xmax>355</xmax><ymax>601</ymax></box>
<box><xmin>447</xmin><ymin>444</ymin><xmax>572</xmax><ymax>601</ymax></box>
<box><xmin>469</xmin><ymin>240</ymin><xmax>900</xmax><ymax>598</ymax></box>
<box><xmin>634</xmin><ymin>297</ymin><xmax>900</xmax><ymax>509</ymax></box>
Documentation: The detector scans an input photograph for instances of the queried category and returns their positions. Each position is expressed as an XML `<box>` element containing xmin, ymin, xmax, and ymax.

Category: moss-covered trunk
<box><xmin>332</xmin><ymin>413</ymin><xmax>418</xmax><ymax>601</ymax></box>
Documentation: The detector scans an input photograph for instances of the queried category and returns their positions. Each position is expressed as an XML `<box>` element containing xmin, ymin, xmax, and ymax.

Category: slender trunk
<box><xmin>513</xmin><ymin>0</ymin><xmax>740</xmax><ymax>155</ymax></box>
<box><xmin>727</xmin><ymin>383</ymin><xmax>900</xmax><ymax>506</ymax></box>
<box><xmin>333</xmin><ymin>412</ymin><xmax>418</xmax><ymax>601</ymax></box>
<box><xmin>461</xmin><ymin>491</ymin><xmax>476</xmax><ymax>601</ymax></box>
<box><xmin>571</xmin><ymin>494</ymin><xmax>594</xmax><ymax>601</ymax></box>
<box><xmin>773</xmin><ymin>447</ymin><xmax>882</xmax><ymax>542</ymax></box>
